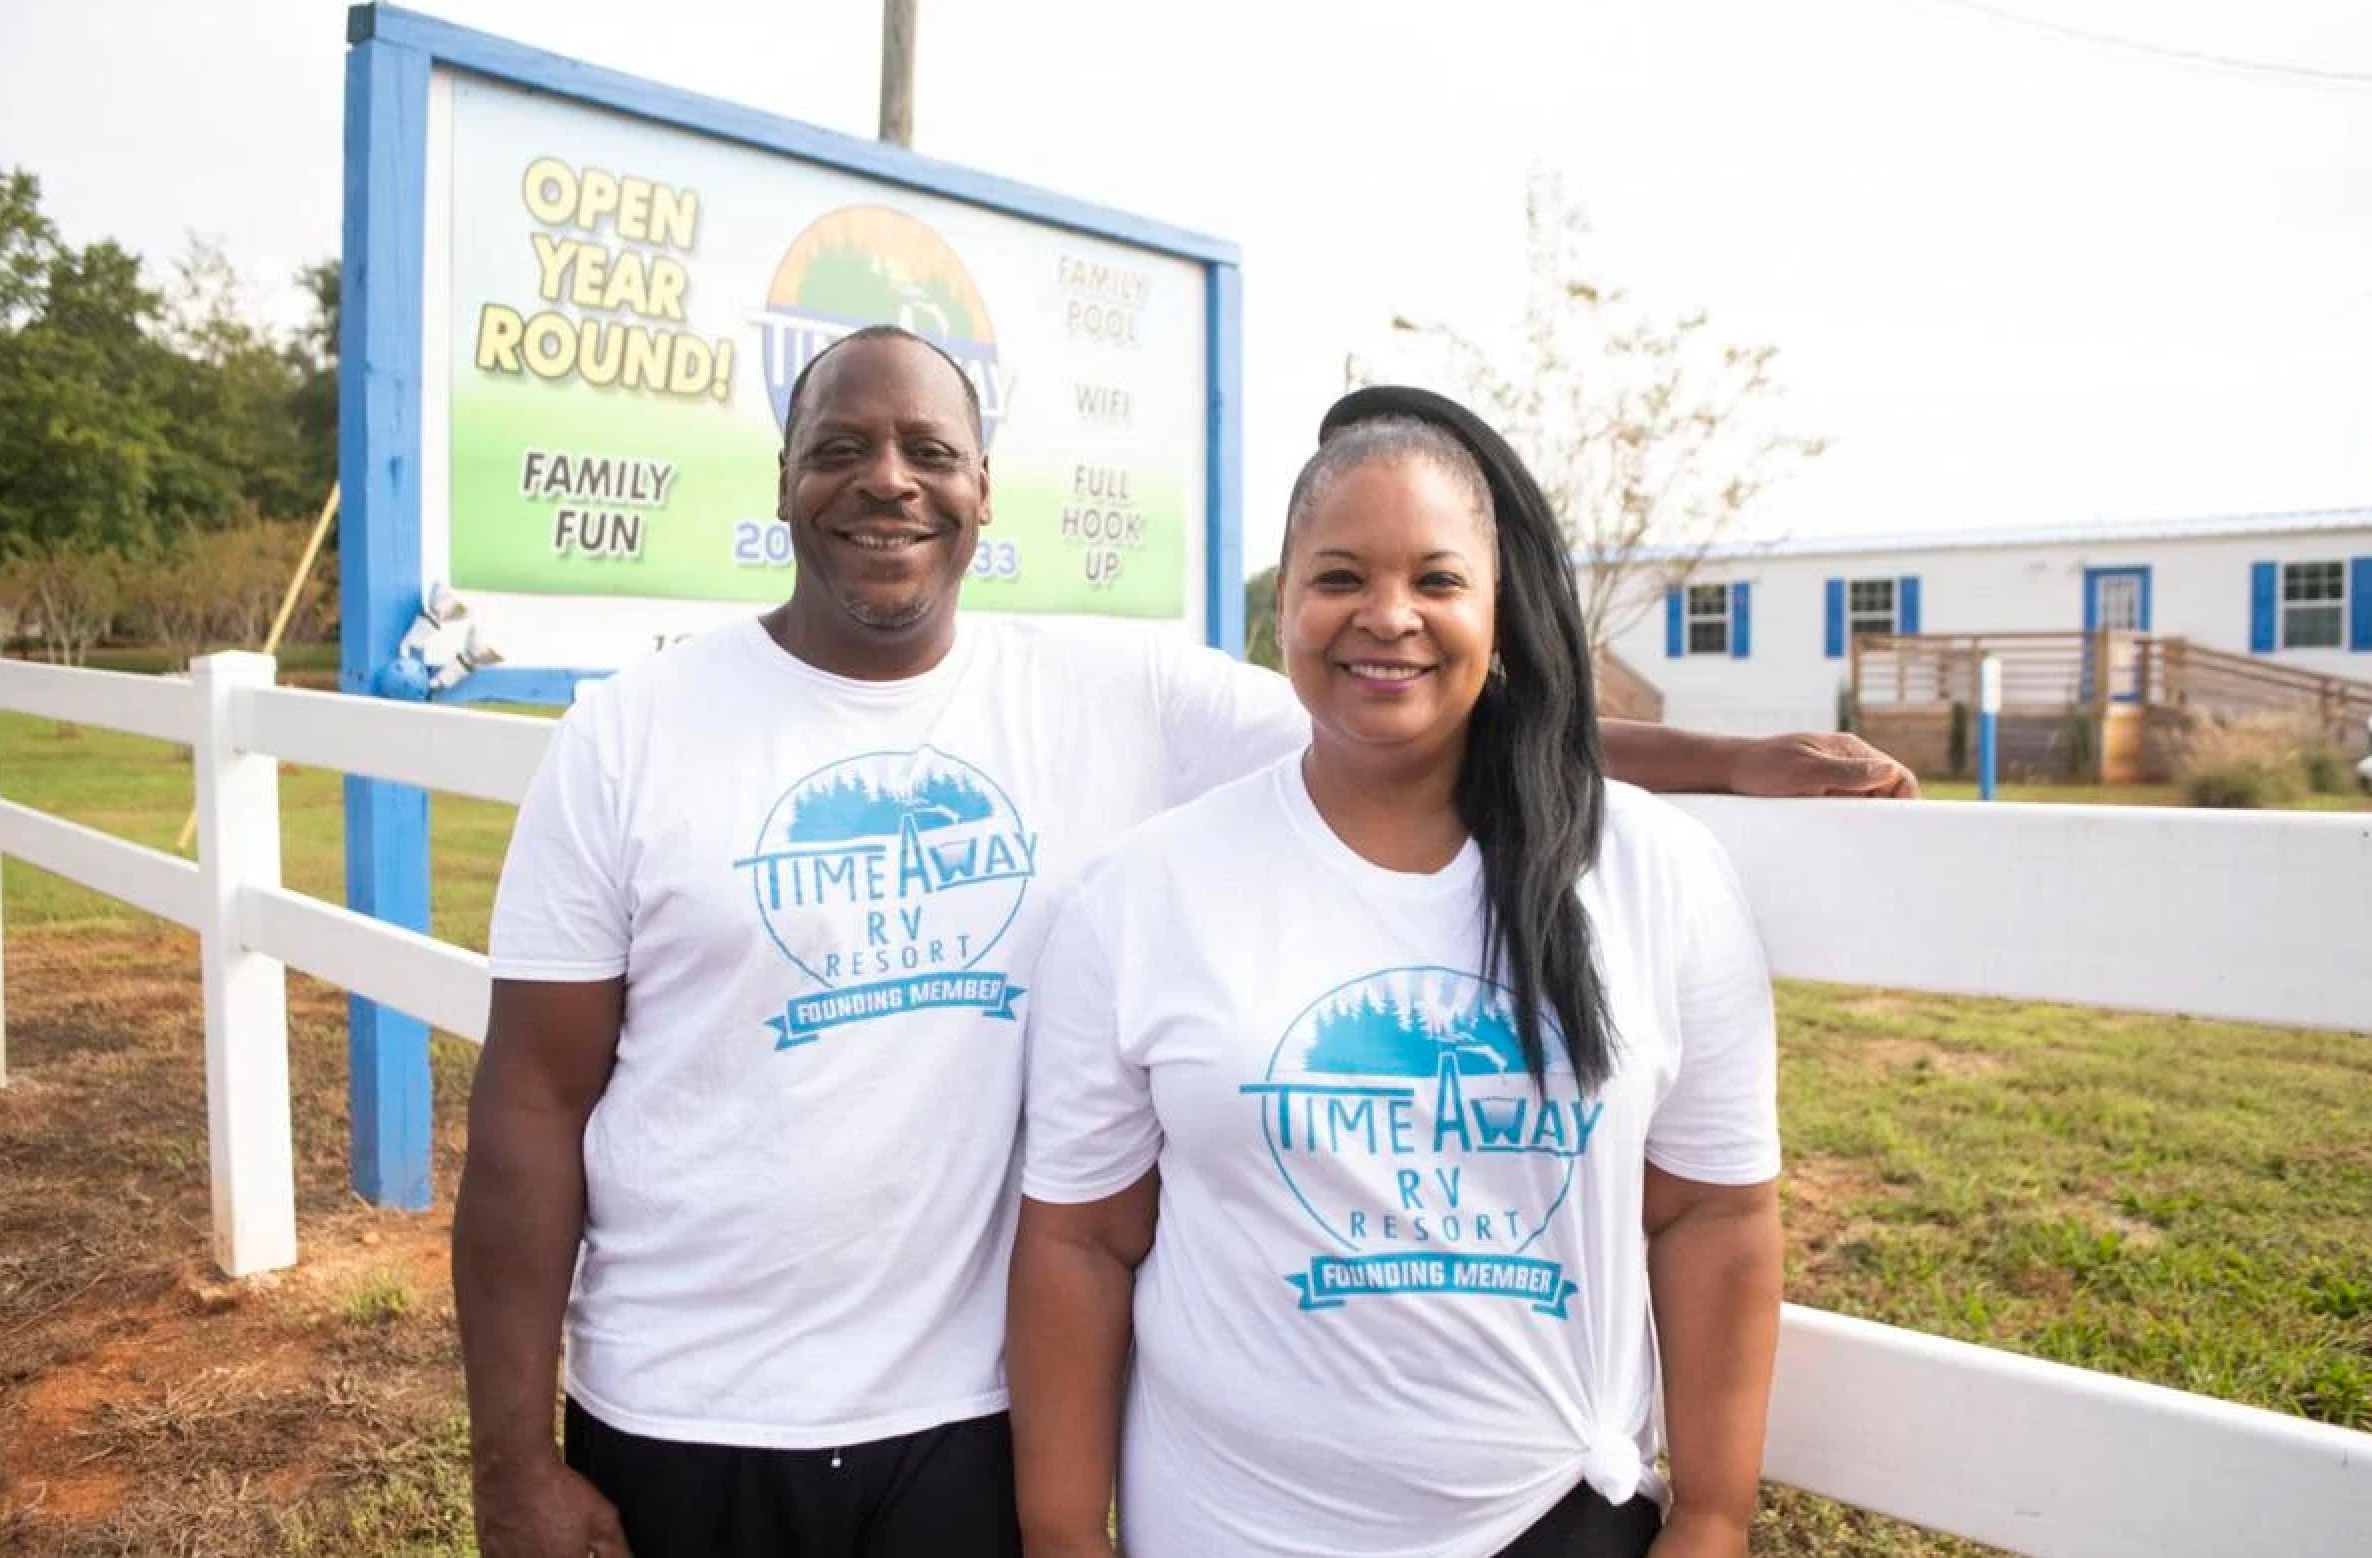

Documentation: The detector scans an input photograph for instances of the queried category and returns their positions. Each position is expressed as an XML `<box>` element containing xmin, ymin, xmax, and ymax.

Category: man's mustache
<box><xmin>851</xmin><ymin>497</ymin><xmax>949</xmax><ymax>528</ymax></box>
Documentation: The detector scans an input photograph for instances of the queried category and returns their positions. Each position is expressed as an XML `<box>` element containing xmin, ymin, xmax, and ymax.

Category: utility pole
<box><xmin>879</xmin><ymin>0</ymin><xmax>917</xmax><ymax>147</ymax></box>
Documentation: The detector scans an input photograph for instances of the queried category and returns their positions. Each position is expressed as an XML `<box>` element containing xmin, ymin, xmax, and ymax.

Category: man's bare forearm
<box><xmin>455</xmin><ymin>980</ymin><xmax>620</xmax><ymax>1483</ymax></box>
<box><xmin>453</xmin><ymin>1091</ymin><xmax>593</xmax><ymax>1476</ymax></box>
<box><xmin>1603</xmin><ymin>720</ymin><xmax>1920</xmax><ymax>798</ymax></box>
<box><xmin>1601</xmin><ymin>720</ymin><xmax>1745</xmax><ymax>795</ymax></box>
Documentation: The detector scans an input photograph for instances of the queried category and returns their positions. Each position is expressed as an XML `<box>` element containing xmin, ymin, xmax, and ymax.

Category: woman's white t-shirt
<box><xmin>1023</xmin><ymin>758</ymin><xmax>1779</xmax><ymax>1558</ymax></box>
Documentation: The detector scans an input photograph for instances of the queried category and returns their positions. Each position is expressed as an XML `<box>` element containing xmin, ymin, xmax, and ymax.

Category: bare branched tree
<box><xmin>4</xmin><ymin>545</ymin><xmax>126</xmax><ymax>667</ymax></box>
<box><xmin>1380</xmin><ymin>173</ymin><xmax>1823</xmax><ymax>660</ymax></box>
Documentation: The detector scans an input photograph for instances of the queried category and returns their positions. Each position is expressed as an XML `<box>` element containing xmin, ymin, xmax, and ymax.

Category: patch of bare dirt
<box><xmin>1782</xmin><ymin>1156</ymin><xmax>1888</xmax><ymax>1289</ymax></box>
<box><xmin>0</xmin><ymin>926</ymin><xmax>473</xmax><ymax>1555</ymax></box>
<box><xmin>1863</xmin><ymin>1036</ymin><xmax>2001</xmax><ymax>1077</ymax></box>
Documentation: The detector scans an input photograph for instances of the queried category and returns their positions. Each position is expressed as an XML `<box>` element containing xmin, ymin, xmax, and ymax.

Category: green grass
<box><xmin>274</xmin><ymin>1413</ymin><xmax>476</xmax><ymax>1557</ymax></box>
<box><xmin>339</xmin><ymin>1270</ymin><xmax>421</xmax><ymax>1329</ymax></box>
<box><xmin>8</xmin><ymin>641</ymin><xmax>343</xmax><ymax>677</ymax></box>
<box><xmin>5</xmin><ymin>702</ymin><xmax>2366</xmax><ymax>1557</ymax></box>
<box><xmin>0</xmin><ymin>710</ymin><xmax>520</xmax><ymax>946</ymax></box>
<box><xmin>1775</xmin><ymin>984</ymin><xmax>2372</xmax><ymax>1428</ymax></box>
<box><xmin>1919</xmin><ymin>778</ymin><xmax>2372</xmax><ymax>811</ymax></box>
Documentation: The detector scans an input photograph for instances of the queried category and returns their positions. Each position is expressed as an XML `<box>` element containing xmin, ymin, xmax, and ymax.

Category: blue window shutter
<box><xmin>2249</xmin><ymin>562</ymin><xmax>2277</xmax><ymax>652</ymax></box>
<box><xmin>1665</xmin><ymin>587</ymin><xmax>1683</xmax><ymax>658</ymax></box>
<box><xmin>1731</xmin><ymin>582</ymin><xmax>1752</xmax><ymax>659</ymax></box>
<box><xmin>1824</xmin><ymin>578</ymin><xmax>1845</xmax><ymax>658</ymax></box>
<box><xmin>1899</xmin><ymin>575</ymin><xmax>1922</xmax><ymax>635</ymax></box>
<box><xmin>2351</xmin><ymin>558</ymin><xmax>2372</xmax><ymax>651</ymax></box>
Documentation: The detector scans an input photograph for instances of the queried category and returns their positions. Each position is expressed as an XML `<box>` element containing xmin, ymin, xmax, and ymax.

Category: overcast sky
<box><xmin>4</xmin><ymin>0</ymin><xmax>2368</xmax><ymax>562</ymax></box>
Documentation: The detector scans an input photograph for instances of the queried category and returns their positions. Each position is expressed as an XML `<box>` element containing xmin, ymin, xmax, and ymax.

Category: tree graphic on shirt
<box><xmin>1299</xmin><ymin>985</ymin><xmax>1529</xmax><ymax>1078</ymax></box>
<box><xmin>785</xmin><ymin>767</ymin><xmax>995</xmax><ymax>843</ymax></box>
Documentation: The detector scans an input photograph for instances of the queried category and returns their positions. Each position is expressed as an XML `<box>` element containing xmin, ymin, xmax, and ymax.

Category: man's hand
<box><xmin>1730</xmin><ymin>731</ymin><xmax>1918</xmax><ymax>799</ymax></box>
<box><xmin>474</xmin><ymin>1458</ymin><xmax>631</xmax><ymax>1558</ymax></box>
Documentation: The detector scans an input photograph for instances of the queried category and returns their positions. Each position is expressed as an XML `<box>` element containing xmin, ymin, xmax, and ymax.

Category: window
<box><xmin>2281</xmin><ymin>561</ymin><xmax>2345</xmax><ymax>650</ymax></box>
<box><xmin>1847</xmin><ymin>577</ymin><xmax>1897</xmax><ymax>637</ymax></box>
<box><xmin>1686</xmin><ymin>583</ymin><xmax>1731</xmax><ymax>655</ymax></box>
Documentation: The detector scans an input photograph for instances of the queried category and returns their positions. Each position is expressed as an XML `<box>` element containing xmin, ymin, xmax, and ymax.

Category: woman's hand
<box><xmin>1023</xmin><ymin>1536</ymin><xmax>1117</xmax><ymax>1558</ymax></box>
<box><xmin>1647</xmin><ymin>1505</ymin><xmax>1751</xmax><ymax>1558</ymax></box>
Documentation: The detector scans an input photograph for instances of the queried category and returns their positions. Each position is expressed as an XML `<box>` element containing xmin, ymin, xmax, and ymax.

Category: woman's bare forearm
<box><xmin>1647</xmin><ymin>1182</ymin><xmax>1783</xmax><ymax>1537</ymax></box>
<box><xmin>1008</xmin><ymin>1183</ymin><xmax>1155</xmax><ymax>1557</ymax></box>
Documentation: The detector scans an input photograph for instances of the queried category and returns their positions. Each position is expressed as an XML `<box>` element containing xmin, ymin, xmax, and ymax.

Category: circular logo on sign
<box><xmin>738</xmin><ymin>746</ymin><xmax>1036</xmax><ymax>991</ymax></box>
<box><xmin>758</xmin><ymin>205</ymin><xmax>1005</xmax><ymax>445</ymax></box>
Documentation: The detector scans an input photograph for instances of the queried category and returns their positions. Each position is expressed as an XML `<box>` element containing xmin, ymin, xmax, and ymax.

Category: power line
<box><xmin>1912</xmin><ymin>0</ymin><xmax>2372</xmax><ymax>87</ymax></box>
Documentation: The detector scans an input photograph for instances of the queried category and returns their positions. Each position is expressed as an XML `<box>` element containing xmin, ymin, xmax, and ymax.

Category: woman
<box><xmin>1009</xmin><ymin>386</ymin><xmax>1782</xmax><ymax>1558</ymax></box>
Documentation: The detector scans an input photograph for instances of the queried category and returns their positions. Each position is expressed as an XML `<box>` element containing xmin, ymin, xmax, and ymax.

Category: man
<box><xmin>454</xmin><ymin>325</ymin><xmax>1914</xmax><ymax>1558</ymax></box>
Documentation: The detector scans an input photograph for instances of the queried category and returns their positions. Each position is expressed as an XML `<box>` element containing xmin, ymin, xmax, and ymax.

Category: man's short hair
<box><xmin>780</xmin><ymin>323</ymin><xmax>985</xmax><ymax>451</ymax></box>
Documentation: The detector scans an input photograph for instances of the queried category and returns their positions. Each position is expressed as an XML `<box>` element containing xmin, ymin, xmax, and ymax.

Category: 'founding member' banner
<box><xmin>435</xmin><ymin>74</ymin><xmax>1208</xmax><ymax>663</ymax></box>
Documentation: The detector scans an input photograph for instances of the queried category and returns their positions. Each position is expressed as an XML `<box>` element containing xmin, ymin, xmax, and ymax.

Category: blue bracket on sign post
<box><xmin>339</xmin><ymin>3</ymin><xmax>1244</xmax><ymax>1209</ymax></box>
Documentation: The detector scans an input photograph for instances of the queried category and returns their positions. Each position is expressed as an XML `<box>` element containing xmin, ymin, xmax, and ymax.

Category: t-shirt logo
<box><xmin>1240</xmin><ymin>966</ymin><xmax>1599</xmax><ymax>1318</ymax></box>
<box><xmin>735</xmin><ymin>746</ymin><xmax>1035</xmax><ymax>1050</ymax></box>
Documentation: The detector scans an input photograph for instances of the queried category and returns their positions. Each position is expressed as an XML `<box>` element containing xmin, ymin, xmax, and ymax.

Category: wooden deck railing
<box><xmin>1593</xmin><ymin>647</ymin><xmax>1666</xmax><ymax>724</ymax></box>
<box><xmin>2156</xmin><ymin>638</ymin><xmax>2372</xmax><ymax>727</ymax></box>
<box><xmin>1855</xmin><ymin>632</ymin><xmax>2372</xmax><ymax>735</ymax></box>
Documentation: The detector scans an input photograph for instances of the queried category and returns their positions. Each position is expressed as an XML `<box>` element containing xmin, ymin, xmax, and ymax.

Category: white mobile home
<box><xmin>1590</xmin><ymin>509</ymin><xmax>2372</xmax><ymax>757</ymax></box>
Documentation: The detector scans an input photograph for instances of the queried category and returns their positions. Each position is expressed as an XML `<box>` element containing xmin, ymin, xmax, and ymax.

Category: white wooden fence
<box><xmin>3</xmin><ymin>652</ymin><xmax>2368</xmax><ymax>1556</ymax></box>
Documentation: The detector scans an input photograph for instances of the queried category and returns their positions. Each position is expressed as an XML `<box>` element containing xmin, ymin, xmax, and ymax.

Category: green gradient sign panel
<box><xmin>430</xmin><ymin>73</ymin><xmax>1208</xmax><ymax>667</ymax></box>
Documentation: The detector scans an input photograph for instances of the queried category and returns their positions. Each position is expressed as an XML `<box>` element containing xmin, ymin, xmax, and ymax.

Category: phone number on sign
<box><xmin>730</xmin><ymin>521</ymin><xmax>1021</xmax><ymax>580</ymax></box>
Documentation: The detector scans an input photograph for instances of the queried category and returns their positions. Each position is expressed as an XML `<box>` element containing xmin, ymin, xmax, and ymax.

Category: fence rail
<box><xmin>3</xmin><ymin>653</ymin><xmax>2369</xmax><ymax>1556</ymax></box>
<box><xmin>0</xmin><ymin>799</ymin><xmax>204</xmax><ymax>929</ymax></box>
<box><xmin>237</xmin><ymin>683</ymin><xmax>549</xmax><ymax>804</ymax></box>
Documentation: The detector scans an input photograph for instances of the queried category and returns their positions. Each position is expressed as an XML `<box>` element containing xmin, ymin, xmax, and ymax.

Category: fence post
<box><xmin>1979</xmin><ymin>656</ymin><xmax>2002</xmax><ymax>801</ymax></box>
<box><xmin>2088</xmin><ymin>631</ymin><xmax>2112</xmax><ymax>783</ymax></box>
<box><xmin>192</xmin><ymin>652</ymin><xmax>297</xmax><ymax>1278</ymax></box>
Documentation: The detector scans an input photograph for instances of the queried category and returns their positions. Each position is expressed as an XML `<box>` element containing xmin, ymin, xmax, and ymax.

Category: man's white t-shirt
<box><xmin>487</xmin><ymin>615</ymin><xmax>1305</xmax><ymax>1448</ymax></box>
<box><xmin>1023</xmin><ymin>759</ymin><xmax>1779</xmax><ymax>1558</ymax></box>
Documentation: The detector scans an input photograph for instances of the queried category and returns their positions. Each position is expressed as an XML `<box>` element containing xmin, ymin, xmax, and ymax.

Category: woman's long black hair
<box><xmin>1287</xmin><ymin>386</ymin><xmax>1616</xmax><ymax>1093</ymax></box>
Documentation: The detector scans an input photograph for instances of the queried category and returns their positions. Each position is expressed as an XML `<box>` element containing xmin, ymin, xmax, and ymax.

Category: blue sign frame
<box><xmin>339</xmin><ymin>2</ymin><xmax>1244</xmax><ymax>1206</ymax></box>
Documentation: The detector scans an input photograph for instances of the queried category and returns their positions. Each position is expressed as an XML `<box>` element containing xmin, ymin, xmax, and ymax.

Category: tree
<box><xmin>122</xmin><ymin>519</ymin><xmax>325</xmax><ymax>667</ymax></box>
<box><xmin>287</xmin><ymin>258</ymin><xmax>340</xmax><ymax>498</ymax></box>
<box><xmin>0</xmin><ymin>173</ymin><xmax>342</xmax><ymax>668</ymax></box>
<box><xmin>211</xmin><ymin>519</ymin><xmax>324</xmax><ymax>648</ymax></box>
<box><xmin>0</xmin><ymin>168</ymin><xmax>57</xmax><ymax>329</ymax></box>
<box><xmin>122</xmin><ymin>540</ymin><xmax>218</xmax><ymax>669</ymax></box>
<box><xmin>1244</xmin><ymin>565</ymin><xmax>1282</xmax><ymax>671</ymax></box>
<box><xmin>2</xmin><ymin>546</ymin><xmax>127</xmax><ymax>667</ymax></box>
<box><xmin>1381</xmin><ymin>173</ymin><xmax>1822</xmax><ymax>659</ymax></box>
<box><xmin>0</xmin><ymin>171</ymin><xmax>173</xmax><ymax>567</ymax></box>
<box><xmin>154</xmin><ymin>236</ymin><xmax>314</xmax><ymax>526</ymax></box>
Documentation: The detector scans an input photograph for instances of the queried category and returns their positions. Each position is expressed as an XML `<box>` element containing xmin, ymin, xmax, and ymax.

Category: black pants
<box><xmin>563</xmin><ymin>1398</ymin><xmax>1023</xmax><ymax>1558</ymax></box>
<box><xmin>1494</xmin><ymin>1475</ymin><xmax>1664</xmax><ymax>1558</ymax></box>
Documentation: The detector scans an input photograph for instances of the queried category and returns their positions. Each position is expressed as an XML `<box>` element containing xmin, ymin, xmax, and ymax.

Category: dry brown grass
<box><xmin>0</xmin><ymin>924</ymin><xmax>475</xmax><ymax>1556</ymax></box>
<box><xmin>2175</xmin><ymin>711</ymin><xmax>2324</xmax><ymax>808</ymax></box>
